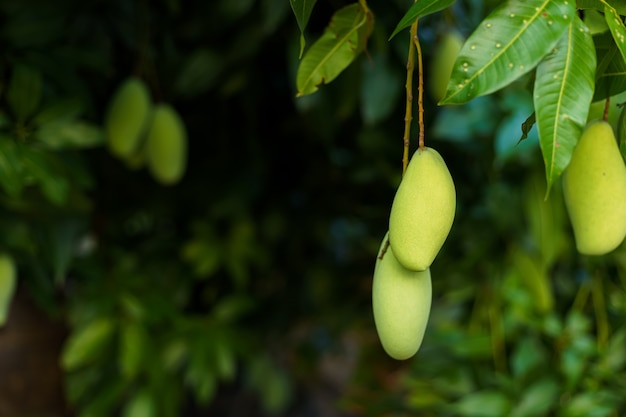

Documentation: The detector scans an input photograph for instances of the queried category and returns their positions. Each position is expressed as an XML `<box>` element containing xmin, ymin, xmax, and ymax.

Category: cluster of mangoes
<box><xmin>105</xmin><ymin>77</ymin><xmax>188</xmax><ymax>186</ymax></box>
<box><xmin>563</xmin><ymin>120</ymin><xmax>626</xmax><ymax>255</ymax></box>
<box><xmin>373</xmin><ymin>147</ymin><xmax>456</xmax><ymax>360</ymax></box>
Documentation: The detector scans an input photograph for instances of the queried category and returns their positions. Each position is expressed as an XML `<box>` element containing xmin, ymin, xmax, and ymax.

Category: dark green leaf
<box><xmin>534</xmin><ymin>16</ymin><xmax>596</xmax><ymax>191</ymax></box>
<box><xmin>290</xmin><ymin>0</ymin><xmax>318</xmax><ymax>56</ymax></box>
<box><xmin>0</xmin><ymin>136</ymin><xmax>24</xmax><ymax>196</ymax></box>
<box><xmin>296</xmin><ymin>3</ymin><xmax>373</xmax><ymax>96</ymax></box>
<box><xmin>6</xmin><ymin>63</ymin><xmax>42</xmax><ymax>122</ymax></box>
<box><xmin>441</xmin><ymin>0</ymin><xmax>575</xmax><ymax>105</ymax></box>
<box><xmin>388</xmin><ymin>0</ymin><xmax>456</xmax><ymax>40</ymax></box>
<box><xmin>519</xmin><ymin>112</ymin><xmax>536</xmax><ymax>142</ymax></box>
<box><xmin>290</xmin><ymin>0</ymin><xmax>318</xmax><ymax>34</ymax></box>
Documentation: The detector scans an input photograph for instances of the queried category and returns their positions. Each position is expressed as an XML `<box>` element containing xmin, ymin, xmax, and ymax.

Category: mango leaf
<box><xmin>452</xmin><ymin>390</ymin><xmax>512</xmax><ymax>417</ymax></box>
<box><xmin>510</xmin><ymin>378</ymin><xmax>560</xmax><ymax>417</ymax></box>
<box><xmin>0</xmin><ymin>135</ymin><xmax>24</xmax><ymax>196</ymax></box>
<box><xmin>290</xmin><ymin>0</ymin><xmax>318</xmax><ymax>57</ymax></box>
<box><xmin>6</xmin><ymin>63</ymin><xmax>42</xmax><ymax>122</ymax></box>
<box><xmin>388</xmin><ymin>0</ymin><xmax>456</xmax><ymax>40</ymax></box>
<box><xmin>119</xmin><ymin>321</ymin><xmax>147</xmax><ymax>380</ymax></box>
<box><xmin>605</xmin><ymin>5</ymin><xmax>626</xmax><ymax>63</ymax></box>
<box><xmin>534</xmin><ymin>16</ymin><xmax>596</xmax><ymax>191</ymax></box>
<box><xmin>61</xmin><ymin>317</ymin><xmax>115</xmax><ymax>370</ymax></box>
<box><xmin>577</xmin><ymin>0</ymin><xmax>626</xmax><ymax>14</ymax></box>
<box><xmin>440</xmin><ymin>0</ymin><xmax>575</xmax><ymax>105</ymax></box>
<box><xmin>593</xmin><ymin>40</ymin><xmax>626</xmax><ymax>101</ymax></box>
<box><xmin>122</xmin><ymin>389</ymin><xmax>156</xmax><ymax>417</ymax></box>
<box><xmin>296</xmin><ymin>3</ymin><xmax>373</xmax><ymax>97</ymax></box>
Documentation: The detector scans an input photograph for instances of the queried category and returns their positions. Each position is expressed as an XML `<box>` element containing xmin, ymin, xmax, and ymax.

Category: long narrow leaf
<box><xmin>440</xmin><ymin>0</ymin><xmax>575</xmax><ymax>105</ymax></box>
<box><xmin>534</xmin><ymin>16</ymin><xmax>596</xmax><ymax>191</ymax></box>
<box><xmin>389</xmin><ymin>0</ymin><xmax>456</xmax><ymax>40</ymax></box>
<box><xmin>296</xmin><ymin>3</ymin><xmax>373</xmax><ymax>97</ymax></box>
<box><xmin>605</xmin><ymin>4</ymin><xmax>626</xmax><ymax>64</ymax></box>
<box><xmin>592</xmin><ymin>33</ymin><xmax>626</xmax><ymax>101</ymax></box>
<box><xmin>290</xmin><ymin>0</ymin><xmax>318</xmax><ymax>57</ymax></box>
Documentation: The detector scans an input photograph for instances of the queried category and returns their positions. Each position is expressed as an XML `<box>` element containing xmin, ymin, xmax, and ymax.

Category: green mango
<box><xmin>145</xmin><ymin>104</ymin><xmax>188</xmax><ymax>185</ymax></box>
<box><xmin>372</xmin><ymin>233</ymin><xmax>432</xmax><ymax>360</ymax></box>
<box><xmin>429</xmin><ymin>30</ymin><xmax>464</xmax><ymax>103</ymax></box>
<box><xmin>389</xmin><ymin>147</ymin><xmax>456</xmax><ymax>271</ymax></box>
<box><xmin>105</xmin><ymin>77</ymin><xmax>152</xmax><ymax>159</ymax></box>
<box><xmin>563</xmin><ymin>120</ymin><xmax>626</xmax><ymax>255</ymax></box>
<box><xmin>0</xmin><ymin>253</ymin><xmax>17</xmax><ymax>326</ymax></box>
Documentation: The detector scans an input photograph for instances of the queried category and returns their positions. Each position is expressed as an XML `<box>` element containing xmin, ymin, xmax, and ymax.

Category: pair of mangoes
<box><xmin>563</xmin><ymin>120</ymin><xmax>626</xmax><ymax>255</ymax></box>
<box><xmin>373</xmin><ymin>147</ymin><xmax>456</xmax><ymax>360</ymax></box>
<box><xmin>105</xmin><ymin>77</ymin><xmax>187</xmax><ymax>185</ymax></box>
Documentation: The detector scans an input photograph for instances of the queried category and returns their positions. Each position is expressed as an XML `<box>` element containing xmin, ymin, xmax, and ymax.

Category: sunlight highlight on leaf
<box><xmin>440</xmin><ymin>0</ymin><xmax>575</xmax><ymax>105</ymax></box>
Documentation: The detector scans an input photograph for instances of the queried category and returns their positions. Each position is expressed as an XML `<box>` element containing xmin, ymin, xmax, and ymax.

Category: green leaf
<box><xmin>0</xmin><ymin>135</ymin><xmax>24</xmax><ymax>196</ymax></box>
<box><xmin>0</xmin><ymin>253</ymin><xmax>17</xmax><ymax>327</ymax></box>
<box><xmin>388</xmin><ymin>0</ymin><xmax>456</xmax><ymax>40</ymax></box>
<box><xmin>534</xmin><ymin>16</ymin><xmax>596</xmax><ymax>191</ymax></box>
<box><xmin>604</xmin><ymin>5</ymin><xmax>626</xmax><ymax>64</ymax></box>
<box><xmin>6</xmin><ymin>63</ymin><xmax>42</xmax><ymax>122</ymax></box>
<box><xmin>594</xmin><ymin>41</ymin><xmax>626</xmax><ymax>100</ymax></box>
<box><xmin>560</xmin><ymin>391</ymin><xmax>620</xmax><ymax>417</ymax></box>
<box><xmin>62</xmin><ymin>317</ymin><xmax>115</xmax><ymax>370</ymax></box>
<box><xmin>290</xmin><ymin>0</ymin><xmax>318</xmax><ymax>57</ymax></box>
<box><xmin>296</xmin><ymin>3</ymin><xmax>373</xmax><ymax>97</ymax></box>
<box><xmin>122</xmin><ymin>389</ymin><xmax>156</xmax><ymax>417</ymax></box>
<box><xmin>34</xmin><ymin>120</ymin><xmax>104</xmax><ymax>149</ymax></box>
<box><xmin>510</xmin><ymin>378</ymin><xmax>560</xmax><ymax>417</ymax></box>
<box><xmin>452</xmin><ymin>390</ymin><xmax>512</xmax><ymax>417</ymax></box>
<box><xmin>119</xmin><ymin>321</ymin><xmax>147</xmax><ymax>380</ymax></box>
<box><xmin>441</xmin><ymin>0</ymin><xmax>575</xmax><ymax>105</ymax></box>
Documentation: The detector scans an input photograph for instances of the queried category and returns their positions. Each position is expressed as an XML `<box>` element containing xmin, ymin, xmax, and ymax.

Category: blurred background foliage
<box><xmin>0</xmin><ymin>0</ymin><xmax>625</xmax><ymax>416</ymax></box>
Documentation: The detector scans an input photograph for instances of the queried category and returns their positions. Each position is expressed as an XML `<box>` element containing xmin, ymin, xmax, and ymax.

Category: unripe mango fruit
<box><xmin>105</xmin><ymin>77</ymin><xmax>152</xmax><ymax>159</ymax></box>
<box><xmin>563</xmin><ymin>120</ymin><xmax>626</xmax><ymax>255</ymax></box>
<box><xmin>0</xmin><ymin>253</ymin><xmax>17</xmax><ymax>326</ymax></box>
<box><xmin>389</xmin><ymin>147</ymin><xmax>456</xmax><ymax>271</ymax></box>
<box><xmin>146</xmin><ymin>104</ymin><xmax>188</xmax><ymax>185</ymax></box>
<box><xmin>372</xmin><ymin>233</ymin><xmax>432</xmax><ymax>360</ymax></box>
<box><xmin>429</xmin><ymin>30</ymin><xmax>464</xmax><ymax>103</ymax></box>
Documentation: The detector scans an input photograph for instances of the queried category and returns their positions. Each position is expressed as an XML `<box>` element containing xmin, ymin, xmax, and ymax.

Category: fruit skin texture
<box><xmin>563</xmin><ymin>120</ymin><xmax>626</xmax><ymax>255</ymax></box>
<box><xmin>146</xmin><ymin>104</ymin><xmax>188</xmax><ymax>185</ymax></box>
<box><xmin>429</xmin><ymin>31</ymin><xmax>464</xmax><ymax>103</ymax></box>
<box><xmin>389</xmin><ymin>147</ymin><xmax>456</xmax><ymax>271</ymax></box>
<box><xmin>372</xmin><ymin>233</ymin><xmax>432</xmax><ymax>360</ymax></box>
<box><xmin>105</xmin><ymin>77</ymin><xmax>152</xmax><ymax>159</ymax></box>
<box><xmin>0</xmin><ymin>253</ymin><xmax>17</xmax><ymax>326</ymax></box>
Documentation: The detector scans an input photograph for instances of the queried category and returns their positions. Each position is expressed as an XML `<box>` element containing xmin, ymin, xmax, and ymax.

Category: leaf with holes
<box><xmin>388</xmin><ymin>0</ymin><xmax>456</xmax><ymax>40</ymax></box>
<box><xmin>290</xmin><ymin>0</ymin><xmax>318</xmax><ymax>57</ymax></box>
<box><xmin>296</xmin><ymin>3</ymin><xmax>373</xmax><ymax>97</ymax></box>
<box><xmin>440</xmin><ymin>0</ymin><xmax>576</xmax><ymax>105</ymax></box>
<box><xmin>534</xmin><ymin>16</ymin><xmax>596</xmax><ymax>192</ymax></box>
